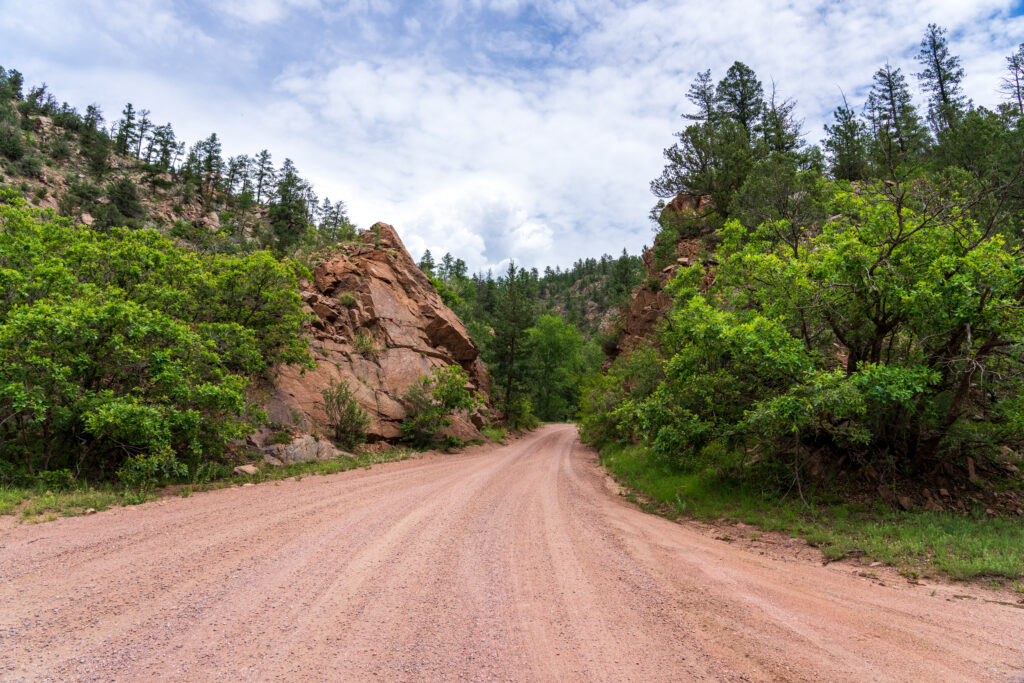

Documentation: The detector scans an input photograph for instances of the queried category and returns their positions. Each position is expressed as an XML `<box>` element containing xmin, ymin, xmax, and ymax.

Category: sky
<box><xmin>1</xmin><ymin>0</ymin><xmax>1023</xmax><ymax>273</ymax></box>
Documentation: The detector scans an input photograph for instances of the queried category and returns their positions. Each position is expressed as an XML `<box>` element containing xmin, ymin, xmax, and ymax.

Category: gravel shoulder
<box><xmin>1</xmin><ymin>424</ymin><xmax>1022</xmax><ymax>681</ymax></box>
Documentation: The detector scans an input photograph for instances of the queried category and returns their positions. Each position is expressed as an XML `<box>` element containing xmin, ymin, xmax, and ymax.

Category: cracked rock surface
<box><xmin>266</xmin><ymin>223</ymin><xmax>490</xmax><ymax>441</ymax></box>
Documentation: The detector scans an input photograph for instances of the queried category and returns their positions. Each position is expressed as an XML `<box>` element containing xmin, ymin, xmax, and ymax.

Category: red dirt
<box><xmin>1</xmin><ymin>424</ymin><xmax>1021</xmax><ymax>681</ymax></box>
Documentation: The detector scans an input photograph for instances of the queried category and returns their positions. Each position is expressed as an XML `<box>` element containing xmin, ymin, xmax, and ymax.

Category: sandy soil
<box><xmin>1</xmin><ymin>424</ymin><xmax>1022</xmax><ymax>682</ymax></box>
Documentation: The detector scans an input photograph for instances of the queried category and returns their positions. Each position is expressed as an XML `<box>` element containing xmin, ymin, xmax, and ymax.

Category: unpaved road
<box><xmin>1</xmin><ymin>424</ymin><xmax>1022</xmax><ymax>682</ymax></box>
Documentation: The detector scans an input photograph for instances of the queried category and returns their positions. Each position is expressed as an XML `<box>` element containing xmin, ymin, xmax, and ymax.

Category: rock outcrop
<box><xmin>263</xmin><ymin>223</ymin><xmax>490</xmax><ymax>442</ymax></box>
<box><xmin>612</xmin><ymin>193</ymin><xmax>714</xmax><ymax>357</ymax></box>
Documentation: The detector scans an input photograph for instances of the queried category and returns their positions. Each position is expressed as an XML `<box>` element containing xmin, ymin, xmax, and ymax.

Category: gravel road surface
<box><xmin>1</xmin><ymin>424</ymin><xmax>1022</xmax><ymax>681</ymax></box>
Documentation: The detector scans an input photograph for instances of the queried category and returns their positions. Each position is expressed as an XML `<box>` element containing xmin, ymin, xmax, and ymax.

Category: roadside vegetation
<box><xmin>1</xmin><ymin>445</ymin><xmax>416</xmax><ymax>524</ymax></box>
<box><xmin>582</xmin><ymin>27</ymin><xmax>1024</xmax><ymax>581</ymax></box>
<box><xmin>602</xmin><ymin>444</ymin><xmax>1023</xmax><ymax>580</ymax></box>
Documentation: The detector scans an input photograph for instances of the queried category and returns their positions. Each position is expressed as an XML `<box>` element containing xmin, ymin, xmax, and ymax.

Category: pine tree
<box><xmin>865</xmin><ymin>63</ymin><xmax>928</xmax><ymax>166</ymax></box>
<box><xmin>268</xmin><ymin>158</ymin><xmax>309</xmax><ymax>251</ymax></box>
<box><xmin>489</xmin><ymin>263</ymin><xmax>538</xmax><ymax>414</ymax></box>
<box><xmin>757</xmin><ymin>82</ymin><xmax>802</xmax><ymax>155</ymax></box>
<box><xmin>684</xmin><ymin>69</ymin><xmax>716</xmax><ymax>124</ymax></box>
<box><xmin>254</xmin><ymin>149</ymin><xmax>275</xmax><ymax>203</ymax></box>
<box><xmin>823</xmin><ymin>96</ymin><xmax>869</xmax><ymax>181</ymax></box>
<box><xmin>83</xmin><ymin>104</ymin><xmax>103</xmax><ymax>131</ymax></box>
<box><xmin>915</xmin><ymin>23</ymin><xmax>968</xmax><ymax>133</ymax></box>
<box><xmin>418</xmin><ymin>250</ymin><xmax>436</xmax><ymax>276</ymax></box>
<box><xmin>134</xmin><ymin>109</ymin><xmax>152</xmax><ymax>159</ymax></box>
<box><xmin>1001</xmin><ymin>43</ymin><xmax>1024</xmax><ymax>118</ymax></box>
<box><xmin>716</xmin><ymin>61</ymin><xmax>764</xmax><ymax>134</ymax></box>
<box><xmin>114</xmin><ymin>103</ymin><xmax>136</xmax><ymax>155</ymax></box>
<box><xmin>318</xmin><ymin>198</ymin><xmax>356</xmax><ymax>242</ymax></box>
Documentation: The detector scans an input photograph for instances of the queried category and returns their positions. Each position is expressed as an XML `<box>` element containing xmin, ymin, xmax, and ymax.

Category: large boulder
<box><xmin>262</xmin><ymin>223</ymin><xmax>491</xmax><ymax>443</ymax></box>
<box><xmin>261</xmin><ymin>435</ymin><xmax>352</xmax><ymax>464</ymax></box>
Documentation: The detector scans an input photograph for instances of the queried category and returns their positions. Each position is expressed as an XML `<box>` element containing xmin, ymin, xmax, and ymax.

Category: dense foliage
<box><xmin>0</xmin><ymin>193</ymin><xmax>310</xmax><ymax>483</ymax></box>
<box><xmin>418</xmin><ymin>249</ymin><xmax>638</xmax><ymax>424</ymax></box>
<box><xmin>583</xmin><ymin>28</ymin><xmax>1024</xmax><ymax>492</ymax></box>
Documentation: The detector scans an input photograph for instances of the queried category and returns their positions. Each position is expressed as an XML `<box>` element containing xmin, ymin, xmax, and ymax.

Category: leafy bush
<box><xmin>36</xmin><ymin>469</ymin><xmax>74</xmax><ymax>491</ymax></box>
<box><xmin>116</xmin><ymin>449</ymin><xmax>187</xmax><ymax>491</ymax></box>
<box><xmin>400</xmin><ymin>365</ymin><xmax>479</xmax><ymax>447</ymax></box>
<box><xmin>337</xmin><ymin>291</ymin><xmax>357</xmax><ymax>307</ymax></box>
<box><xmin>0</xmin><ymin>193</ymin><xmax>310</xmax><ymax>479</ymax></box>
<box><xmin>0</xmin><ymin>125</ymin><xmax>24</xmax><ymax>160</ymax></box>
<box><xmin>505</xmin><ymin>397</ymin><xmax>539</xmax><ymax>431</ymax></box>
<box><xmin>321</xmin><ymin>378</ymin><xmax>369</xmax><ymax>449</ymax></box>
<box><xmin>584</xmin><ymin>180</ymin><xmax>1024</xmax><ymax>479</ymax></box>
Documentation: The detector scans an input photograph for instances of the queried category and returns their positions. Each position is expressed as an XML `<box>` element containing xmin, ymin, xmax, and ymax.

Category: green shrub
<box><xmin>0</xmin><ymin>192</ymin><xmax>310</xmax><ymax>479</ymax></box>
<box><xmin>0</xmin><ymin>125</ymin><xmax>24</xmax><ymax>160</ymax></box>
<box><xmin>36</xmin><ymin>469</ymin><xmax>74</xmax><ymax>491</ymax></box>
<box><xmin>505</xmin><ymin>396</ymin><xmax>539</xmax><ymax>431</ymax></box>
<box><xmin>270</xmin><ymin>431</ymin><xmax>292</xmax><ymax>445</ymax></box>
<box><xmin>352</xmin><ymin>330</ymin><xmax>379</xmax><ymax>361</ymax></box>
<box><xmin>337</xmin><ymin>291</ymin><xmax>357</xmax><ymax>307</ymax></box>
<box><xmin>116</xmin><ymin>449</ymin><xmax>187</xmax><ymax>491</ymax></box>
<box><xmin>320</xmin><ymin>378</ymin><xmax>369</xmax><ymax>449</ymax></box>
<box><xmin>400</xmin><ymin>365</ymin><xmax>479</xmax><ymax>447</ymax></box>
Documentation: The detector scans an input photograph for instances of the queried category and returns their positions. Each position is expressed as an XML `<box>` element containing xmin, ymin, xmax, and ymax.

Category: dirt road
<box><xmin>1</xmin><ymin>424</ymin><xmax>1021</xmax><ymax>681</ymax></box>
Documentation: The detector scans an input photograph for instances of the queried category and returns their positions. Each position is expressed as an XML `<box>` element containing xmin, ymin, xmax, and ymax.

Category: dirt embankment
<box><xmin>1</xmin><ymin>425</ymin><xmax>1021</xmax><ymax>681</ymax></box>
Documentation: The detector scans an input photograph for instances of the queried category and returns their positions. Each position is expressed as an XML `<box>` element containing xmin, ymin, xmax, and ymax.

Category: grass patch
<box><xmin>1</xmin><ymin>483</ymin><xmax>145</xmax><ymax>521</ymax></box>
<box><xmin>481</xmin><ymin>426</ymin><xmax>507</xmax><ymax>445</ymax></box>
<box><xmin>600</xmin><ymin>444</ymin><xmax>1024</xmax><ymax>581</ymax></box>
<box><xmin>1</xmin><ymin>445</ymin><xmax>417</xmax><ymax>523</ymax></box>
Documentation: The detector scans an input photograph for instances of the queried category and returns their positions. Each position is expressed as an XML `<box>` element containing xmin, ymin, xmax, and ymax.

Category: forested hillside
<box><xmin>0</xmin><ymin>65</ymin><xmax>356</xmax><ymax>256</ymax></box>
<box><xmin>582</xmin><ymin>25</ymin><xmax>1024</xmax><ymax>532</ymax></box>
<box><xmin>412</xmin><ymin>247</ymin><xmax>643</xmax><ymax>425</ymax></box>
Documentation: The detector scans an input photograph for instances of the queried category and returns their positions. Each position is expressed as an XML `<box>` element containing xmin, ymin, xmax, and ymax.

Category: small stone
<box><xmin>940</xmin><ymin>488</ymin><xmax>950</xmax><ymax>497</ymax></box>
<box><xmin>870</xmin><ymin>561</ymin><xmax>884</xmax><ymax>567</ymax></box>
<box><xmin>233</xmin><ymin>465</ymin><xmax>259</xmax><ymax>476</ymax></box>
<box><xmin>83</xmin><ymin>508</ymin><xmax>96</xmax><ymax>515</ymax></box>
<box><xmin>985</xmin><ymin>508</ymin><xmax>996</xmax><ymax>516</ymax></box>
<box><xmin>898</xmin><ymin>496</ymin><xmax>912</xmax><ymax>510</ymax></box>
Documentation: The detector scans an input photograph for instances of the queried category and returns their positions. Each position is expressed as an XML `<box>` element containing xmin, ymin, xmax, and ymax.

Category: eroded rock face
<box><xmin>613</xmin><ymin>193</ymin><xmax>714</xmax><ymax>358</ymax></box>
<box><xmin>264</xmin><ymin>223</ymin><xmax>490</xmax><ymax>442</ymax></box>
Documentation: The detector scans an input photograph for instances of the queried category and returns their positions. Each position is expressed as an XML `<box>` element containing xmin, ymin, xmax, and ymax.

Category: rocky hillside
<box><xmin>610</xmin><ymin>193</ymin><xmax>714</xmax><ymax>358</ymax></box>
<box><xmin>263</xmin><ymin>224</ymin><xmax>492</xmax><ymax>444</ymax></box>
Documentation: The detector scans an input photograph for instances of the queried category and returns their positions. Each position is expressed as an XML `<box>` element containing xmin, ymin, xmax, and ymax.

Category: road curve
<box><xmin>1</xmin><ymin>424</ymin><xmax>1021</xmax><ymax>681</ymax></box>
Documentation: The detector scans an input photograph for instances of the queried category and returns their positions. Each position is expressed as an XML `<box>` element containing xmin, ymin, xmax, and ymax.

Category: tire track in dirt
<box><xmin>1</xmin><ymin>424</ymin><xmax>1022</xmax><ymax>681</ymax></box>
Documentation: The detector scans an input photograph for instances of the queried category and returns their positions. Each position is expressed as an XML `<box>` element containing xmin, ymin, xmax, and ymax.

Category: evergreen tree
<box><xmin>489</xmin><ymin>263</ymin><xmax>538</xmax><ymax>415</ymax></box>
<box><xmin>318</xmin><ymin>198</ymin><xmax>355</xmax><ymax>242</ymax></box>
<box><xmin>757</xmin><ymin>83</ymin><xmax>802</xmax><ymax>155</ymax></box>
<box><xmin>254</xmin><ymin>149</ymin><xmax>275</xmax><ymax>203</ymax></box>
<box><xmin>915</xmin><ymin>23</ymin><xmax>968</xmax><ymax>133</ymax></box>
<box><xmin>823</xmin><ymin>96</ymin><xmax>870</xmax><ymax>181</ymax></box>
<box><xmin>418</xmin><ymin>250</ymin><xmax>436</xmax><ymax>276</ymax></box>
<box><xmin>716</xmin><ymin>61</ymin><xmax>764</xmax><ymax>134</ymax></box>
<box><xmin>83</xmin><ymin>104</ymin><xmax>103</xmax><ymax>131</ymax></box>
<box><xmin>684</xmin><ymin>69</ymin><xmax>717</xmax><ymax>124</ymax></box>
<box><xmin>865</xmin><ymin>63</ymin><xmax>929</xmax><ymax>168</ymax></box>
<box><xmin>114</xmin><ymin>103</ymin><xmax>136</xmax><ymax>155</ymax></box>
<box><xmin>1001</xmin><ymin>43</ymin><xmax>1024</xmax><ymax>118</ymax></box>
<box><xmin>134</xmin><ymin>108</ymin><xmax>152</xmax><ymax>159</ymax></box>
<box><xmin>197</xmin><ymin>133</ymin><xmax>224</xmax><ymax>192</ymax></box>
<box><xmin>267</xmin><ymin>158</ymin><xmax>309</xmax><ymax>252</ymax></box>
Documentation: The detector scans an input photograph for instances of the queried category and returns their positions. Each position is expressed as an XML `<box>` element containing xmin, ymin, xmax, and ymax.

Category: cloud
<box><xmin>2</xmin><ymin>0</ymin><xmax>1022</xmax><ymax>272</ymax></box>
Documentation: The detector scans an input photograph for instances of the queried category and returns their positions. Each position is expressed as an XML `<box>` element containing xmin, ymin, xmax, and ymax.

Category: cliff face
<box><xmin>613</xmin><ymin>193</ymin><xmax>714</xmax><ymax>357</ymax></box>
<box><xmin>263</xmin><ymin>223</ymin><xmax>490</xmax><ymax>443</ymax></box>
